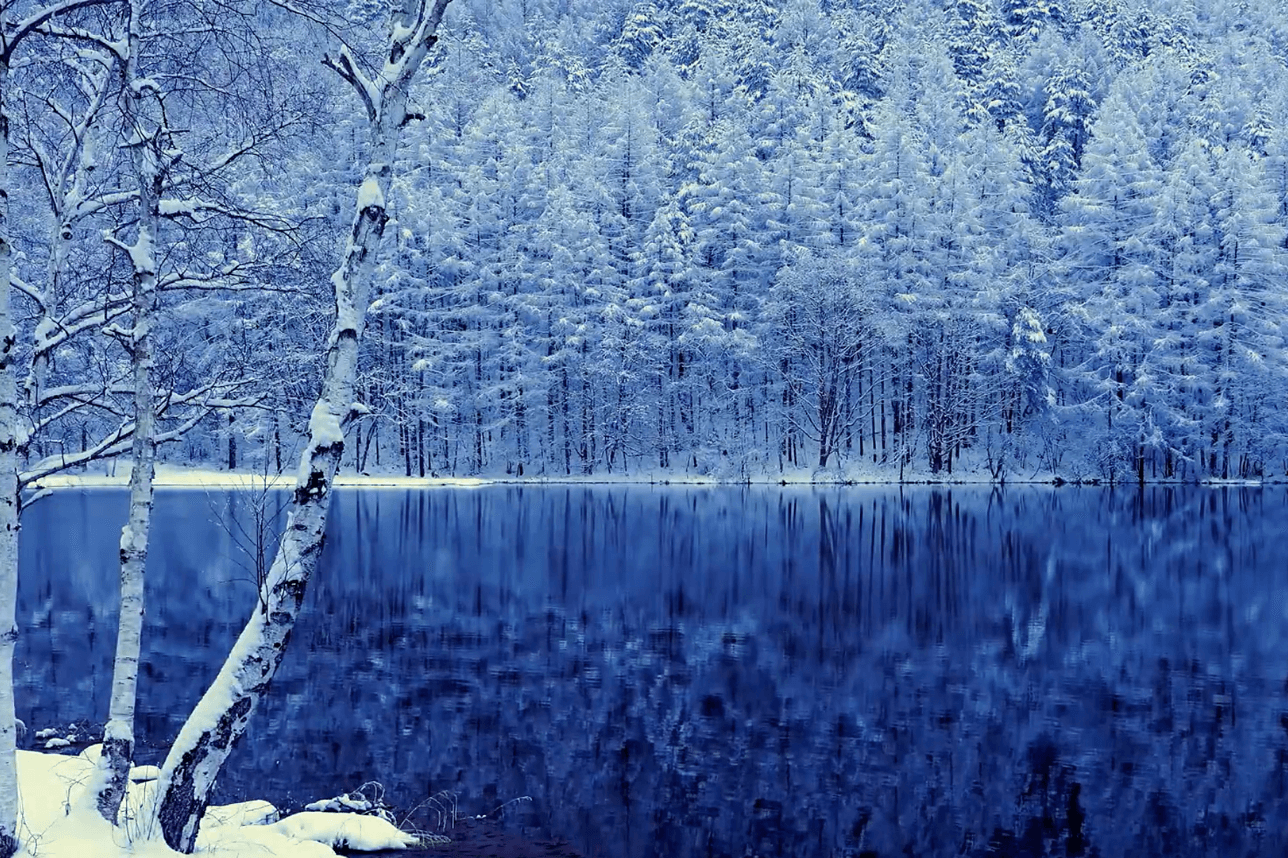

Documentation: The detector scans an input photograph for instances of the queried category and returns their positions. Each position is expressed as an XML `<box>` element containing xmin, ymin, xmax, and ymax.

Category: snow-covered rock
<box><xmin>265</xmin><ymin>812</ymin><xmax>420</xmax><ymax>851</ymax></box>
<box><xmin>15</xmin><ymin>748</ymin><xmax>412</xmax><ymax>858</ymax></box>
<box><xmin>202</xmin><ymin>799</ymin><xmax>279</xmax><ymax>829</ymax></box>
<box><xmin>130</xmin><ymin>765</ymin><xmax>162</xmax><ymax>783</ymax></box>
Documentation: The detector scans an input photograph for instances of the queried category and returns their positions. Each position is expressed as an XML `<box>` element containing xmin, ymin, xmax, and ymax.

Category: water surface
<box><xmin>17</xmin><ymin>486</ymin><xmax>1288</xmax><ymax>856</ymax></box>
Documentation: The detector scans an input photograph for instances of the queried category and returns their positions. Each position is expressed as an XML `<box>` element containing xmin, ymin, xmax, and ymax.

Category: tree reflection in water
<box><xmin>16</xmin><ymin>486</ymin><xmax>1288</xmax><ymax>857</ymax></box>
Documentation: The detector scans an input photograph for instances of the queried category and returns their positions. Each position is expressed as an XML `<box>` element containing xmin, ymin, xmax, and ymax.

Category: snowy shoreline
<box><xmin>15</xmin><ymin>744</ymin><xmax>425</xmax><ymax>858</ymax></box>
<box><xmin>23</xmin><ymin>464</ymin><xmax>1284</xmax><ymax>491</ymax></box>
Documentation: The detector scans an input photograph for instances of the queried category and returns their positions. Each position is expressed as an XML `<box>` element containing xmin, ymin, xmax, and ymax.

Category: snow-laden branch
<box><xmin>30</xmin><ymin>22</ymin><xmax>128</xmax><ymax>61</ymax></box>
<box><xmin>29</xmin><ymin>290</ymin><xmax>132</xmax><ymax>354</ymax></box>
<box><xmin>27</xmin><ymin>376</ymin><xmax>135</xmax><ymax>433</ymax></box>
<box><xmin>8</xmin><ymin>275</ymin><xmax>41</xmax><ymax>308</ymax></box>
<box><xmin>322</xmin><ymin>46</ymin><xmax>378</xmax><ymax>122</ymax></box>
<box><xmin>157</xmin><ymin>197</ymin><xmax>295</xmax><ymax>233</ymax></box>
<box><xmin>69</xmin><ymin>190</ymin><xmax>138</xmax><ymax>221</ymax></box>
<box><xmin>34</xmin><ymin>382</ymin><xmax>133</xmax><ymax>407</ymax></box>
<box><xmin>0</xmin><ymin>0</ymin><xmax>117</xmax><ymax>62</ymax></box>
<box><xmin>26</xmin><ymin>260</ymin><xmax>285</xmax><ymax>385</ymax></box>
<box><xmin>19</xmin><ymin>383</ymin><xmax>261</xmax><ymax>488</ymax></box>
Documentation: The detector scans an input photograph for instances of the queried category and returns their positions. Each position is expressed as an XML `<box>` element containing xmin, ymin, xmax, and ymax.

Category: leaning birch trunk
<box><xmin>87</xmin><ymin>1</ymin><xmax>161</xmax><ymax>822</ymax></box>
<box><xmin>148</xmin><ymin>1</ymin><xmax>453</xmax><ymax>851</ymax></box>
<box><xmin>0</xmin><ymin>44</ymin><xmax>23</xmax><ymax>858</ymax></box>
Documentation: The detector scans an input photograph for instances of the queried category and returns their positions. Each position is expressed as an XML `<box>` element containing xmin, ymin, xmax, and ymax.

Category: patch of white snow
<box><xmin>356</xmin><ymin>177</ymin><xmax>384</xmax><ymax>211</ymax></box>
<box><xmin>308</xmin><ymin>401</ymin><xmax>345</xmax><ymax>447</ymax></box>
<box><xmin>159</xmin><ymin>199</ymin><xmax>198</xmax><ymax>217</ymax></box>
<box><xmin>265</xmin><ymin>812</ymin><xmax>420</xmax><ymax>851</ymax></box>
<box><xmin>201</xmin><ymin>799</ymin><xmax>279</xmax><ymax>829</ymax></box>
<box><xmin>130</xmin><ymin>764</ymin><xmax>161</xmax><ymax>783</ymax></box>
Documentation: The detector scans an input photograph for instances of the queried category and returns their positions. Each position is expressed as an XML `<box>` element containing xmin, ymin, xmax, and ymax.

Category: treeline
<box><xmin>14</xmin><ymin>0</ymin><xmax>1288</xmax><ymax>481</ymax></box>
<box><xmin>330</xmin><ymin>0</ymin><xmax>1288</xmax><ymax>481</ymax></box>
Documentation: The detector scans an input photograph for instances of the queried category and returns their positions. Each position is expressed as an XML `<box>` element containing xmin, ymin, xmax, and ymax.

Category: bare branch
<box><xmin>30</xmin><ymin>22</ymin><xmax>127</xmax><ymax>62</ymax></box>
<box><xmin>322</xmin><ymin>47</ymin><xmax>376</xmax><ymax>122</ymax></box>
<box><xmin>20</xmin><ymin>382</ymin><xmax>261</xmax><ymax>487</ymax></box>
<box><xmin>1</xmin><ymin>0</ymin><xmax>119</xmax><ymax>62</ymax></box>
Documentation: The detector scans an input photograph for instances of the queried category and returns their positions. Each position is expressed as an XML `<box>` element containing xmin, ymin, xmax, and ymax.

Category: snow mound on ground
<box><xmin>15</xmin><ymin>748</ymin><xmax>419</xmax><ymax>857</ymax></box>
<box><xmin>202</xmin><ymin>799</ymin><xmax>279</xmax><ymax>829</ymax></box>
<box><xmin>265</xmin><ymin>812</ymin><xmax>420</xmax><ymax>851</ymax></box>
<box><xmin>199</xmin><ymin>825</ymin><xmax>338</xmax><ymax>858</ymax></box>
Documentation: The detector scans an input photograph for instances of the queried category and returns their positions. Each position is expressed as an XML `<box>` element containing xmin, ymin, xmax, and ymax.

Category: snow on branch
<box><xmin>0</xmin><ymin>0</ymin><xmax>118</xmax><ymax>62</ymax></box>
<box><xmin>322</xmin><ymin>47</ymin><xmax>378</xmax><ymax>122</ymax></box>
<box><xmin>7</xmin><ymin>274</ymin><xmax>42</xmax><ymax>308</ymax></box>
<box><xmin>28</xmin><ymin>291</ymin><xmax>132</xmax><ymax>362</ymax></box>
<box><xmin>104</xmin><ymin>227</ymin><xmax>157</xmax><ymax>275</ymax></box>
<box><xmin>19</xmin><ymin>382</ymin><xmax>262</xmax><ymax>489</ymax></box>
<box><xmin>157</xmin><ymin>197</ymin><xmax>295</xmax><ymax>233</ymax></box>
<box><xmin>30</xmin><ymin>22</ymin><xmax>128</xmax><ymax>61</ymax></box>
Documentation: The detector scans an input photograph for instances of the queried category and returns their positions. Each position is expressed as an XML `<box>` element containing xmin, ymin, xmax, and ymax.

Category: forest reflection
<box><xmin>17</xmin><ymin>486</ymin><xmax>1288</xmax><ymax>857</ymax></box>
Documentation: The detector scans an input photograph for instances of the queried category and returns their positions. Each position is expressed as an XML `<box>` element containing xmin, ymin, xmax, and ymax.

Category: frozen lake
<box><xmin>16</xmin><ymin>486</ymin><xmax>1288</xmax><ymax>857</ymax></box>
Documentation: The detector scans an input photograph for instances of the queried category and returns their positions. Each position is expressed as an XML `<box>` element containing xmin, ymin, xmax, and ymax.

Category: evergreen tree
<box><xmin>1039</xmin><ymin>64</ymin><xmax>1097</xmax><ymax>212</ymax></box>
<box><xmin>1002</xmin><ymin>0</ymin><xmax>1064</xmax><ymax>40</ymax></box>
<box><xmin>1058</xmin><ymin>83</ymin><xmax>1164</xmax><ymax>478</ymax></box>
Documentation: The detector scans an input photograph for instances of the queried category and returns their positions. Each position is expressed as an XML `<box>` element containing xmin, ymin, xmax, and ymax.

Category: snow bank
<box><xmin>15</xmin><ymin>747</ymin><xmax>422</xmax><ymax>857</ymax></box>
<box><xmin>263</xmin><ymin>813</ymin><xmax>419</xmax><ymax>851</ymax></box>
<box><xmin>26</xmin><ymin>464</ymin><xmax>494</xmax><ymax>490</ymax></box>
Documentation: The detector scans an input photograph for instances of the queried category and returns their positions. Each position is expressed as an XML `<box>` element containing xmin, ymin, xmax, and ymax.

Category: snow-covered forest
<box><xmin>7</xmin><ymin>0</ymin><xmax>1288</xmax><ymax>484</ymax></box>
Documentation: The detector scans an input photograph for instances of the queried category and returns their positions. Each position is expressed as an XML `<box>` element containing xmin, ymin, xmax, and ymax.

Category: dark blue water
<box><xmin>16</xmin><ymin>486</ymin><xmax>1288</xmax><ymax>857</ymax></box>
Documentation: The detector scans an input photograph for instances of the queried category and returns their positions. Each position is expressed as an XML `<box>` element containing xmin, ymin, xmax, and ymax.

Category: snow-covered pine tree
<box><xmin>1058</xmin><ymin>81</ymin><xmax>1165</xmax><ymax>480</ymax></box>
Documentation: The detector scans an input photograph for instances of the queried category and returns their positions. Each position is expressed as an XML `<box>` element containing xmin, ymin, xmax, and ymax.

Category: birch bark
<box><xmin>0</xmin><ymin>26</ymin><xmax>26</xmax><ymax>858</ymax></box>
<box><xmin>0</xmin><ymin>48</ymin><xmax>21</xmax><ymax>855</ymax></box>
<box><xmin>148</xmin><ymin>1</ymin><xmax>453</xmax><ymax>851</ymax></box>
<box><xmin>87</xmin><ymin>0</ymin><xmax>160</xmax><ymax>822</ymax></box>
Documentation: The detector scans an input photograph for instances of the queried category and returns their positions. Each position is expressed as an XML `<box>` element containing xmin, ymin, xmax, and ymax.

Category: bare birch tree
<box><xmin>145</xmin><ymin>0</ymin><xmax>454</xmax><ymax>850</ymax></box>
<box><xmin>1</xmin><ymin>5</ymin><xmax>121</xmax><ymax>853</ymax></box>
<box><xmin>3</xmin><ymin>1</ymin><xmax>301</xmax><ymax>843</ymax></box>
<box><xmin>81</xmin><ymin>0</ymin><xmax>161</xmax><ymax>821</ymax></box>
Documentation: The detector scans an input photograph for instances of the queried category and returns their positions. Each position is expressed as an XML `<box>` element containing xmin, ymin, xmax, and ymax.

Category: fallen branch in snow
<box><xmin>298</xmin><ymin>782</ymin><xmax>451</xmax><ymax>846</ymax></box>
<box><xmin>303</xmin><ymin>781</ymin><xmax>395</xmax><ymax>822</ymax></box>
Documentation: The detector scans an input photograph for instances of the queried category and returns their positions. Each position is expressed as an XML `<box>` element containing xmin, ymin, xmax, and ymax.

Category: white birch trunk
<box><xmin>87</xmin><ymin>1</ymin><xmax>160</xmax><ymax>821</ymax></box>
<box><xmin>0</xmin><ymin>44</ymin><xmax>23</xmax><ymax>858</ymax></box>
<box><xmin>148</xmin><ymin>2</ymin><xmax>453</xmax><ymax>851</ymax></box>
<box><xmin>1</xmin><ymin>9</ymin><xmax>122</xmax><ymax>851</ymax></box>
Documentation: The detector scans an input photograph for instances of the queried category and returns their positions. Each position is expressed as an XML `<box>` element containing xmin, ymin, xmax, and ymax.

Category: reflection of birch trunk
<box><xmin>88</xmin><ymin>0</ymin><xmax>161</xmax><ymax>821</ymax></box>
<box><xmin>146</xmin><ymin>2</ymin><xmax>454</xmax><ymax>851</ymax></box>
